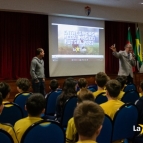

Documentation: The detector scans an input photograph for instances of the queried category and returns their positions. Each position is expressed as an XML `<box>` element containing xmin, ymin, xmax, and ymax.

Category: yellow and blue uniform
<box><xmin>100</xmin><ymin>100</ymin><xmax>124</xmax><ymax>120</ymax></box>
<box><xmin>117</xmin><ymin>91</ymin><xmax>125</xmax><ymax>100</ymax></box>
<box><xmin>139</xmin><ymin>93</ymin><xmax>143</xmax><ymax>97</ymax></box>
<box><xmin>77</xmin><ymin>140</ymin><xmax>97</xmax><ymax>143</ymax></box>
<box><xmin>93</xmin><ymin>89</ymin><xmax>106</xmax><ymax>98</ymax></box>
<box><xmin>0</xmin><ymin>123</ymin><xmax>18</xmax><ymax>143</ymax></box>
<box><xmin>66</xmin><ymin>117</ymin><xmax>77</xmax><ymax>143</ymax></box>
<box><xmin>14</xmin><ymin>116</ymin><xmax>42</xmax><ymax>142</ymax></box>
<box><xmin>15</xmin><ymin>92</ymin><xmax>31</xmax><ymax>97</ymax></box>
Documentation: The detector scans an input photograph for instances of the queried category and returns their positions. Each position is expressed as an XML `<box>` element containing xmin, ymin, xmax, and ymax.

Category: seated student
<box><xmin>45</xmin><ymin>79</ymin><xmax>59</xmax><ymax>99</ymax></box>
<box><xmin>66</xmin><ymin>89</ymin><xmax>95</xmax><ymax>143</ymax></box>
<box><xmin>77</xmin><ymin>78</ymin><xmax>88</xmax><ymax>95</ymax></box>
<box><xmin>74</xmin><ymin>101</ymin><xmax>104</xmax><ymax>143</ymax></box>
<box><xmin>138</xmin><ymin>81</ymin><xmax>143</xmax><ymax>97</ymax></box>
<box><xmin>14</xmin><ymin>93</ymin><xmax>46</xmax><ymax>142</ymax></box>
<box><xmin>121</xmin><ymin>75</ymin><xmax>127</xmax><ymax>91</ymax></box>
<box><xmin>15</xmin><ymin>78</ymin><xmax>31</xmax><ymax>97</ymax></box>
<box><xmin>0</xmin><ymin>82</ymin><xmax>11</xmax><ymax>103</ymax></box>
<box><xmin>100</xmin><ymin>80</ymin><xmax>124</xmax><ymax>120</ymax></box>
<box><xmin>135</xmin><ymin>81</ymin><xmax>143</xmax><ymax>124</ymax></box>
<box><xmin>93</xmin><ymin>72</ymin><xmax>109</xmax><ymax>98</ymax></box>
<box><xmin>55</xmin><ymin>77</ymin><xmax>77</xmax><ymax>122</ymax></box>
<box><xmin>0</xmin><ymin>92</ymin><xmax>18</xmax><ymax>143</ymax></box>
<box><xmin>116</xmin><ymin>76</ymin><xmax>126</xmax><ymax>100</ymax></box>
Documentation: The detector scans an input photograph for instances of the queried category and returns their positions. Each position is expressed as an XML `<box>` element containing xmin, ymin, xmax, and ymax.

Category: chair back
<box><xmin>13</xmin><ymin>92</ymin><xmax>32</xmax><ymax>117</ymax></box>
<box><xmin>0</xmin><ymin>102</ymin><xmax>23</xmax><ymax>125</ymax></box>
<box><xmin>121</xmin><ymin>90</ymin><xmax>139</xmax><ymax>103</ymax></box>
<box><xmin>95</xmin><ymin>92</ymin><xmax>107</xmax><ymax>104</ymax></box>
<box><xmin>88</xmin><ymin>84</ymin><xmax>97</xmax><ymax>91</ymax></box>
<box><xmin>21</xmin><ymin>120</ymin><xmax>65</xmax><ymax>143</ymax></box>
<box><xmin>45</xmin><ymin>91</ymin><xmax>62</xmax><ymax>115</ymax></box>
<box><xmin>97</xmin><ymin>114</ymin><xmax>112</xmax><ymax>143</ymax></box>
<box><xmin>123</xmin><ymin>84</ymin><xmax>136</xmax><ymax>92</ymax></box>
<box><xmin>0</xmin><ymin>128</ymin><xmax>14</xmax><ymax>143</ymax></box>
<box><xmin>61</xmin><ymin>96</ymin><xmax>77</xmax><ymax>128</ymax></box>
<box><xmin>112</xmin><ymin>103</ymin><xmax>138</xmax><ymax>141</ymax></box>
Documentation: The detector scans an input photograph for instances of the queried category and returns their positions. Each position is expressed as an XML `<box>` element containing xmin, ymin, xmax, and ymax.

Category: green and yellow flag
<box><xmin>134</xmin><ymin>27</ymin><xmax>143</xmax><ymax>68</ymax></box>
<box><xmin>127</xmin><ymin>27</ymin><xmax>133</xmax><ymax>45</ymax></box>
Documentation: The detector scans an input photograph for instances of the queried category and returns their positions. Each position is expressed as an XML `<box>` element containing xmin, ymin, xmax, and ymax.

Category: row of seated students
<box><xmin>1</xmin><ymin>73</ymin><xmax>143</xmax><ymax>143</ymax></box>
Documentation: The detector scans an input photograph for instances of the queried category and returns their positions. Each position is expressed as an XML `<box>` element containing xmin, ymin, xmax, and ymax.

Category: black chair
<box><xmin>61</xmin><ymin>96</ymin><xmax>77</xmax><ymax>128</ymax></box>
<box><xmin>13</xmin><ymin>92</ymin><xmax>32</xmax><ymax>117</ymax></box>
<box><xmin>121</xmin><ymin>89</ymin><xmax>139</xmax><ymax>103</ymax></box>
<box><xmin>87</xmin><ymin>84</ymin><xmax>97</xmax><ymax>92</ymax></box>
<box><xmin>95</xmin><ymin>92</ymin><xmax>107</xmax><ymax>104</ymax></box>
<box><xmin>123</xmin><ymin>83</ymin><xmax>137</xmax><ymax>92</ymax></box>
<box><xmin>97</xmin><ymin>114</ymin><xmax>112</xmax><ymax>143</ymax></box>
<box><xmin>45</xmin><ymin>91</ymin><xmax>62</xmax><ymax>116</ymax></box>
<box><xmin>112</xmin><ymin>103</ymin><xmax>138</xmax><ymax>142</ymax></box>
<box><xmin>0</xmin><ymin>128</ymin><xmax>14</xmax><ymax>143</ymax></box>
<box><xmin>21</xmin><ymin>120</ymin><xmax>65</xmax><ymax>143</ymax></box>
<box><xmin>0</xmin><ymin>102</ymin><xmax>23</xmax><ymax>125</ymax></box>
<box><xmin>88</xmin><ymin>84</ymin><xmax>97</xmax><ymax>91</ymax></box>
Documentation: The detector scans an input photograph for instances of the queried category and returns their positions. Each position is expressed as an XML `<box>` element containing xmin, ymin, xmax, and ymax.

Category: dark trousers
<box><xmin>32</xmin><ymin>78</ymin><xmax>45</xmax><ymax>96</ymax></box>
<box><xmin>127</xmin><ymin>74</ymin><xmax>133</xmax><ymax>84</ymax></box>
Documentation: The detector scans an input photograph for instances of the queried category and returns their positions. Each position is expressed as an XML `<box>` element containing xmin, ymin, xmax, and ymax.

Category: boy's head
<box><xmin>16</xmin><ymin>78</ymin><xmax>30</xmax><ymax>92</ymax></box>
<box><xmin>106</xmin><ymin>80</ymin><xmax>121</xmax><ymax>98</ymax></box>
<box><xmin>77</xmin><ymin>88</ymin><xmax>94</xmax><ymax>103</ymax></box>
<box><xmin>0</xmin><ymin>82</ymin><xmax>10</xmax><ymax>100</ymax></box>
<box><xmin>95</xmin><ymin>72</ymin><xmax>109</xmax><ymax>88</ymax></box>
<box><xmin>74</xmin><ymin>101</ymin><xmax>104</xmax><ymax>139</ymax></box>
<box><xmin>116</xmin><ymin>76</ymin><xmax>126</xmax><ymax>90</ymax></box>
<box><xmin>0</xmin><ymin>92</ymin><xmax>4</xmax><ymax>114</ymax></box>
<box><xmin>63</xmin><ymin>78</ymin><xmax>77</xmax><ymax>93</ymax></box>
<box><xmin>49</xmin><ymin>79</ymin><xmax>59</xmax><ymax>91</ymax></box>
<box><xmin>78</xmin><ymin>78</ymin><xmax>87</xmax><ymax>89</ymax></box>
<box><xmin>26</xmin><ymin>93</ymin><xmax>46</xmax><ymax>117</ymax></box>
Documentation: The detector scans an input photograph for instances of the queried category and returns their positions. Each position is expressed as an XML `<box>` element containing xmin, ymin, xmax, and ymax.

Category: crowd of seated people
<box><xmin>1</xmin><ymin>72</ymin><xmax>143</xmax><ymax>143</ymax></box>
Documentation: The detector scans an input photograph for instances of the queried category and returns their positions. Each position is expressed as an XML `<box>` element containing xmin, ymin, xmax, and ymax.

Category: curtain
<box><xmin>0</xmin><ymin>11</ymin><xmax>48</xmax><ymax>80</ymax></box>
<box><xmin>105</xmin><ymin>21</ymin><xmax>135</xmax><ymax>75</ymax></box>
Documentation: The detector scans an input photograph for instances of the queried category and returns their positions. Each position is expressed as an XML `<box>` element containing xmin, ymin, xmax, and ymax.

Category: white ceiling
<box><xmin>60</xmin><ymin>0</ymin><xmax>143</xmax><ymax>10</ymax></box>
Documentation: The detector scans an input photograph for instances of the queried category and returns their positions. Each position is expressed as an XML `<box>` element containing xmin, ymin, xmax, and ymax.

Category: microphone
<box><xmin>132</xmin><ymin>53</ymin><xmax>136</xmax><ymax>58</ymax></box>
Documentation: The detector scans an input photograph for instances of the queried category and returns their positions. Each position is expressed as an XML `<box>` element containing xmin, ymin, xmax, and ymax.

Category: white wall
<box><xmin>0</xmin><ymin>0</ymin><xmax>143</xmax><ymax>23</ymax></box>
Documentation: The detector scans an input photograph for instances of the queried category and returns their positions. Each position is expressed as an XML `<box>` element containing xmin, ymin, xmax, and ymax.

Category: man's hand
<box><xmin>35</xmin><ymin>79</ymin><xmax>39</xmax><ymax>83</ymax></box>
<box><xmin>110</xmin><ymin>45</ymin><xmax>116</xmax><ymax>52</ymax></box>
<box><xmin>43</xmin><ymin>78</ymin><xmax>45</xmax><ymax>82</ymax></box>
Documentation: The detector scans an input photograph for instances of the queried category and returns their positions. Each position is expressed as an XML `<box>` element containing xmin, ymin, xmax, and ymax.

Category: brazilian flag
<box><xmin>134</xmin><ymin>27</ymin><xmax>143</xmax><ymax>68</ymax></box>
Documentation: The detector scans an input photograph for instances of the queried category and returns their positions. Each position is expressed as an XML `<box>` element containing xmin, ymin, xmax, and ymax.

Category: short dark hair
<box><xmin>0</xmin><ymin>82</ymin><xmax>10</xmax><ymax>99</ymax></box>
<box><xmin>16</xmin><ymin>78</ymin><xmax>30</xmax><ymax>92</ymax></box>
<box><xmin>77</xmin><ymin>88</ymin><xmax>94</xmax><ymax>103</ymax></box>
<box><xmin>78</xmin><ymin>78</ymin><xmax>87</xmax><ymax>89</ymax></box>
<box><xmin>116</xmin><ymin>76</ymin><xmax>126</xmax><ymax>89</ymax></box>
<box><xmin>36</xmin><ymin>48</ymin><xmax>43</xmax><ymax>56</ymax></box>
<box><xmin>50</xmin><ymin>79</ymin><xmax>59</xmax><ymax>91</ymax></box>
<box><xmin>95</xmin><ymin>72</ymin><xmax>109</xmax><ymax>88</ymax></box>
<box><xmin>74</xmin><ymin>101</ymin><xmax>104</xmax><ymax>137</ymax></box>
<box><xmin>26</xmin><ymin>93</ymin><xmax>46</xmax><ymax>116</ymax></box>
<box><xmin>106</xmin><ymin>80</ymin><xmax>121</xmax><ymax>98</ymax></box>
<box><xmin>0</xmin><ymin>92</ymin><xmax>3</xmax><ymax>105</ymax></box>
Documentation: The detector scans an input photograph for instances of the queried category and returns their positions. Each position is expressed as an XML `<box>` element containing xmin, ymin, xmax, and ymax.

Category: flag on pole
<box><xmin>127</xmin><ymin>27</ymin><xmax>133</xmax><ymax>45</ymax></box>
<box><xmin>134</xmin><ymin>27</ymin><xmax>143</xmax><ymax>69</ymax></box>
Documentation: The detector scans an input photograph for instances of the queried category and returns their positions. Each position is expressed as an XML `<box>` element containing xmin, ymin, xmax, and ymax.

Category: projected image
<box><xmin>58</xmin><ymin>24</ymin><xmax>99</xmax><ymax>55</ymax></box>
